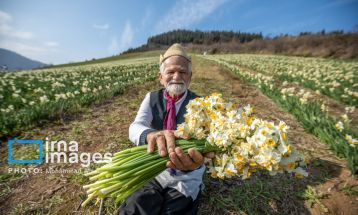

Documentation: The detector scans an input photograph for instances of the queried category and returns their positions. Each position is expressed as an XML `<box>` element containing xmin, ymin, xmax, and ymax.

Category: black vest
<box><xmin>149</xmin><ymin>89</ymin><xmax>198</xmax><ymax>130</ymax></box>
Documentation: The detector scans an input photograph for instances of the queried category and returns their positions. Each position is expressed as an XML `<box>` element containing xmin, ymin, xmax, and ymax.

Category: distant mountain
<box><xmin>0</xmin><ymin>48</ymin><xmax>47</xmax><ymax>71</ymax></box>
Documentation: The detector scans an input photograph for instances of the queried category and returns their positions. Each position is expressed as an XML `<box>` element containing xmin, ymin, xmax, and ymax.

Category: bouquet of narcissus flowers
<box><xmin>175</xmin><ymin>93</ymin><xmax>308</xmax><ymax>180</ymax></box>
<box><xmin>82</xmin><ymin>93</ymin><xmax>308</xmax><ymax>206</ymax></box>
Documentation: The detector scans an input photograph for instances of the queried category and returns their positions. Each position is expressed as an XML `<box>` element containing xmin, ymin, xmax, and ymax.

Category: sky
<box><xmin>0</xmin><ymin>0</ymin><xmax>357</xmax><ymax>65</ymax></box>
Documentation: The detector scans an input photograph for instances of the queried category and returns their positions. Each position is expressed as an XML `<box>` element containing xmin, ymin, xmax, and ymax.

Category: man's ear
<box><xmin>158</xmin><ymin>71</ymin><xmax>164</xmax><ymax>85</ymax></box>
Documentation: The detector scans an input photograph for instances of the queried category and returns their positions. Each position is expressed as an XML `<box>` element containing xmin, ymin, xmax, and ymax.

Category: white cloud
<box><xmin>155</xmin><ymin>0</ymin><xmax>228</xmax><ymax>34</ymax></box>
<box><xmin>119</xmin><ymin>21</ymin><xmax>134</xmax><ymax>50</ymax></box>
<box><xmin>44</xmin><ymin>41</ymin><xmax>59</xmax><ymax>47</ymax></box>
<box><xmin>242</xmin><ymin>7</ymin><xmax>262</xmax><ymax>19</ymax></box>
<box><xmin>93</xmin><ymin>23</ymin><xmax>109</xmax><ymax>30</ymax></box>
<box><xmin>0</xmin><ymin>40</ymin><xmax>46</xmax><ymax>55</ymax></box>
<box><xmin>0</xmin><ymin>10</ymin><xmax>34</xmax><ymax>39</ymax></box>
<box><xmin>108</xmin><ymin>36</ymin><xmax>119</xmax><ymax>54</ymax></box>
<box><xmin>141</xmin><ymin>7</ymin><xmax>153</xmax><ymax>27</ymax></box>
<box><xmin>10</xmin><ymin>30</ymin><xmax>34</xmax><ymax>39</ymax></box>
<box><xmin>0</xmin><ymin>10</ymin><xmax>62</xmax><ymax>63</ymax></box>
<box><xmin>0</xmin><ymin>10</ymin><xmax>12</xmax><ymax>23</ymax></box>
<box><xmin>108</xmin><ymin>21</ymin><xmax>134</xmax><ymax>54</ymax></box>
<box><xmin>319</xmin><ymin>0</ymin><xmax>356</xmax><ymax>11</ymax></box>
<box><xmin>0</xmin><ymin>23</ymin><xmax>11</xmax><ymax>36</ymax></box>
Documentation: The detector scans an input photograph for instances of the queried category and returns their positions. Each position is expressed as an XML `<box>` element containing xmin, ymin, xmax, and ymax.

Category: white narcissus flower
<box><xmin>345</xmin><ymin>106</ymin><xmax>355</xmax><ymax>114</ymax></box>
<box><xmin>55</xmin><ymin>93</ymin><xmax>67</xmax><ymax>101</ymax></box>
<box><xmin>39</xmin><ymin>95</ymin><xmax>49</xmax><ymax>104</ymax></box>
<box><xmin>335</xmin><ymin>121</ymin><xmax>344</xmax><ymax>132</ymax></box>
<box><xmin>52</xmin><ymin>81</ymin><xmax>64</xmax><ymax>88</ymax></box>
<box><xmin>244</xmin><ymin>104</ymin><xmax>254</xmax><ymax>116</ymax></box>
<box><xmin>321</xmin><ymin>103</ymin><xmax>327</xmax><ymax>112</ymax></box>
<box><xmin>345</xmin><ymin>134</ymin><xmax>358</xmax><ymax>147</ymax></box>
<box><xmin>81</xmin><ymin>87</ymin><xmax>88</xmax><ymax>93</ymax></box>
<box><xmin>278</xmin><ymin>121</ymin><xmax>289</xmax><ymax>133</ymax></box>
<box><xmin>341</xmin><ymin>114</ymin><xmax>349</xmax><ymax>123</ymax></box>
<box><xmin>254</xmin><ymin>149</ymin><xmax>281</xmax><ymax>171</ymax></box>
<box><xmin>224</xmin><ymin>162</ymin><xmax>237</xmax><ymax>178</ymax></box>
<box><xmin>293</xmin><ymin>167</ymin><xmax>308</xmax><ymax>179</ymax></box>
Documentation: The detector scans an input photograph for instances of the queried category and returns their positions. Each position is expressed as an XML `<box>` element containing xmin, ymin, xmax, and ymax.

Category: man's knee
<box><xmin>118</xmin><ymin>186</ymin><xmax>163</xmax><ymax>215</ymax></box>
<box><xmin>162</xmin><ymin>188</ymin><xmax>201</xmax><ymax>215</ymax></box>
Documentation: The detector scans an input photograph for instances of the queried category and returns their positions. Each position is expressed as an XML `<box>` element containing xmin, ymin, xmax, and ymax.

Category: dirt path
<box><xmin>0</xmin><ymin>56</ymin><xmax>357</xmax><ymax>215</ymax></box>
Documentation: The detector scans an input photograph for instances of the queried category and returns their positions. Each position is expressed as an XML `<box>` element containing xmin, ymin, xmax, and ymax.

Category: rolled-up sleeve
<box><xmin>129</xmin><ymin>93</ymin><xmax>156</xmax><ymax>145</ymax></box>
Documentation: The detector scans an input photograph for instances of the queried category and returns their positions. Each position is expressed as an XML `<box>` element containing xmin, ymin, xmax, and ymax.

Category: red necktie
<box><xmin>163</xmin><ymin>91</ymin><xmax>184</xmax><ymax>130</ymax></box>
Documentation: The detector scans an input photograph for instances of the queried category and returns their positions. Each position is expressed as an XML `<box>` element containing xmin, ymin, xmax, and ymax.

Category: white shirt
<box><xmin>128</xmin><ymin>90</ymin><xmax>204</xmax><ymax>200</ymax></box>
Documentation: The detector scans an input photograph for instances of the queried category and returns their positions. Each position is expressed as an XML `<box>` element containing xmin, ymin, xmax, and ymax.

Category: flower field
<box><xmin>201</xmin><ymin>54</ymin><xmax>358</xmax><ymax>174</ymax></box>
<box><xmin>0</xmin><ymin>58</ymin><xmax>158</xmax><ymax>136</ymax></box>
<box><xmin>1</xmin><ymin>54</ymin><xmax>357</xmax><ymax>214</ymax></box>
<box><xmin>220</xmin><ymin>55</ymin><xmax>357</xmax><ymax>105</ymax></box>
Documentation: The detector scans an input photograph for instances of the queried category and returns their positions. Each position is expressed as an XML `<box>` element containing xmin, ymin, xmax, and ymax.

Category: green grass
<box><xmin>299</xmin><ymin>185</ymin><xmax>329</xmax><ymax>213</ymax></box>
<box><xmin>340</xmin><ymin>184</ymin><xmax>358</xmax><ymax>196</ymax></box>
<box><xmin>199</xmin><ymin>155</ymin><xmax>343</xmax><ymax>215</ymax></box>
<box><xmin>200</xmin><ymin>171</ymin><xmax>310</xmax><ymax>215</ymax></box>
<box><xmin>46</xmin><ymin>195</ymin><xmax>65</xmax><ymax>215</ymax></box>
<box><xmin>11</xmin><ymin>143</ymin><xmax>40</xmax><ymax>160</ymax></box>
<box><xmin>45</xmin><ymin>50</ymin><xmax>164</xmax><ymax>69</ymax></box>
<box><xmin>0</xmin><ymin>172</ymin><xmax>24</xmax><ymax>183</ymax></box>
<box><xmin>70</xmin><ymin>171</ymin><xmax>90</xmax><ymax>185</ymax></box>
<box><xmin>0</xmin><ymin>183</ymin><xmax>12</xmax><ymax>199</ymax></box>
<box><xmin>9</xmin><ymin>204</ymin><xmax>30</xmax><ymax>215</ymax></box>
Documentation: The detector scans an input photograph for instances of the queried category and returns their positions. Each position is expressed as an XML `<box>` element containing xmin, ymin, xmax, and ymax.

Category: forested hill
<box><xmin>147</xmin><ymin>29</ymin><xmax>263</xmax><ymax>45</ymax></box>
<box><xmin>123</xmin><ymin>29</ymin><xmax>358</xmax><ymax>59</ymax></box>
<box><xmin>123</xmin><ymin>29</ymin><xmax>262</xmax><ymax>53</ymax></box>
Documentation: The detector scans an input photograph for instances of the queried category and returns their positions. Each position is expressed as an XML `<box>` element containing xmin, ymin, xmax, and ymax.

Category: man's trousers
<box><xmin>117</xmin><ymin>179</ymin><xmax>201</xmax><ymax>215</ymax></box>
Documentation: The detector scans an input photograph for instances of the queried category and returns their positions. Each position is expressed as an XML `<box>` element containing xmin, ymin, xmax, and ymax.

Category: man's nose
<box><xmin>172</xmin><ymin>72</ymin><xmax>181</xmax><ymax>81</ymax></box>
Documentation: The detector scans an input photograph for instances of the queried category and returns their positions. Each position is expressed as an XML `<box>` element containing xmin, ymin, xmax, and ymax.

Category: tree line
<box><xmin>147</xmin><ymin>29</ymin><xmax>263</xmax><ymax>45</ymax></box>
<box><xmin>123</xmin><ymin>29</ymin><xmax>263</xmax><ymax>54</ymax></box>
<box><xmin>122</xmin><ymin>29</ymin><xmax>357</xmax><ymax>59</ymax></box>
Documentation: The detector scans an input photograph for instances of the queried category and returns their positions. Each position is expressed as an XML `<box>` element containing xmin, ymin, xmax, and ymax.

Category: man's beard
<box><xmin>165</xmin><ymin>80</ymin><xmax>187</xmax><ymax>96</ymax></box>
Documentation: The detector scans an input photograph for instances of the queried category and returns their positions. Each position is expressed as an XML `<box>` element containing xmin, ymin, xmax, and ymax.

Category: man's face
<box><xmin>159</xmin><ymin>56</ymin><xmax>192</xmax><ymax>96</ymax></box>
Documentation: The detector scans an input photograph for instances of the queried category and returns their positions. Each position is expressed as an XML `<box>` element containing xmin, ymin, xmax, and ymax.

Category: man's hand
<box><xmin>166</xmin><ymin>148</ymin><xmax>215</xmax><ymax>171</ymax></box>
<box><xmin>146</xmin><ymin>130</ymin><xmax>176</xmax><ymax>156</ymax></box>
<box><xmin>146</xmin><ymin>130</ymin><xmax>215</xmax><ymax>171</ymax></box>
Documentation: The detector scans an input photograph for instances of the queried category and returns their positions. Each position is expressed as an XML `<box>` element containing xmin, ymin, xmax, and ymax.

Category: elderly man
<box><xmin>118</xmin><ymin>44</ymin><xmax>213</xmax><ymax>215</ymax></box>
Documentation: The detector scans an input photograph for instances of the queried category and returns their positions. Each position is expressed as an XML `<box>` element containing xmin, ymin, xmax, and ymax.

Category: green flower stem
<box><xmin>82</xmin><ymin>139</ymin><xmax>219</xmax><ymax>206</ymax></box>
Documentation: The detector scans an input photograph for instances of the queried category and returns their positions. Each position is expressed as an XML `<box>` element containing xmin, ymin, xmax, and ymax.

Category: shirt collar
<box><xmin>163</xmin><ymin>90</ymin><xmax>188</xmax><ymax>104</ymax></box>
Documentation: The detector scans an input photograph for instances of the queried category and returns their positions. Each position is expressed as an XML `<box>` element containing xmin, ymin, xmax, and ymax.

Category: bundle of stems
<box><xmin>82</xmin><ymin>139</ymin><xmax>217</xmax><ymax>206</ymax></box>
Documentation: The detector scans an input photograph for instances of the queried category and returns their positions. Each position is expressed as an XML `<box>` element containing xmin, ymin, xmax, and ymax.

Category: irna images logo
<box><xmin>7</xmin><ymin>137</ymin><xmax>112</xmax><ymax>167</ymax></box>
<box><xmin>8</xmin><ymin>138</ymin><xmax>44</xmax><ymax>164</ymax></box>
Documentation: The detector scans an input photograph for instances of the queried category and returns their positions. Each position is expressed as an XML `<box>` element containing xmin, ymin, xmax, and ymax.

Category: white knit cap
<box><xmin>159</xmin><ymin>43</ymin><xmax>191</xmax><ymax>65</ymax></box>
